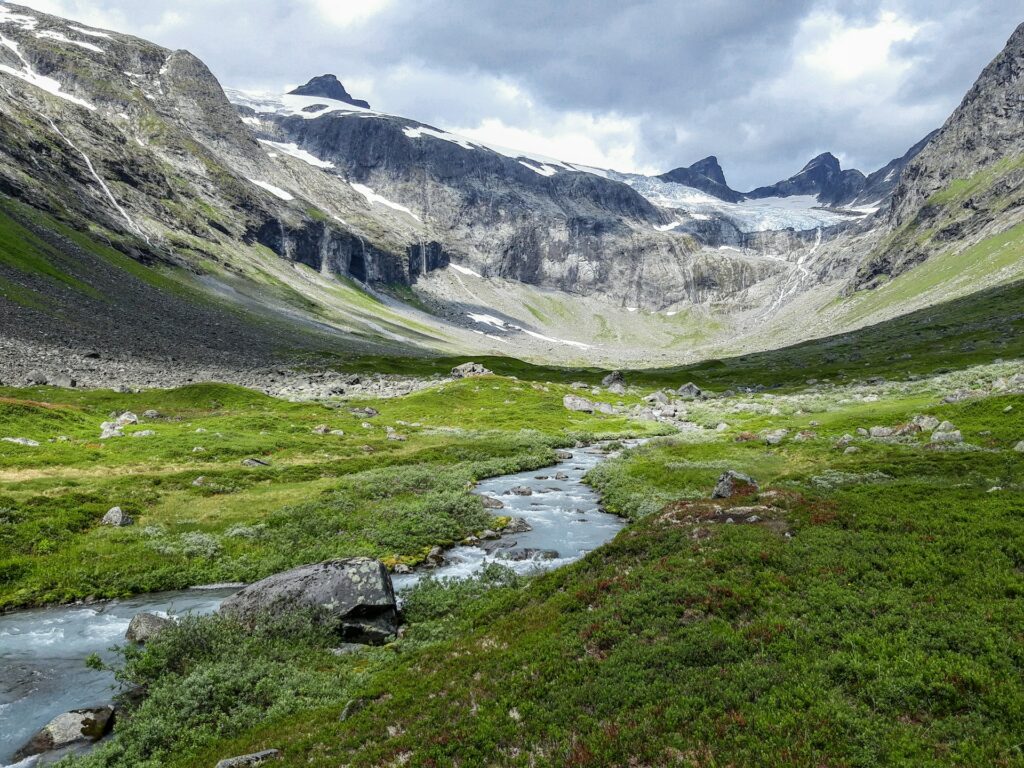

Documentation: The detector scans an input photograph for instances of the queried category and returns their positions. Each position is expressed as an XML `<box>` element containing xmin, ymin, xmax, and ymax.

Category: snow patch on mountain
<box><xmin>248</xmin><ymin>179</ymin><xmax>294</xmax><ymax>201</ymax></box>
<box><xmin>0</xmin><ymin>34</ymin><xmax>96</xmax><ymax>110</ymax></box>
<box><xmin>35</xmin><ymin>29</ymin><xmax>104</xmax><ymax>53</ymax></box>
<box><xmin>403</xmin><ymin>125</ymin><xmax>475</xmax><ymax>150</ymax></box>
<box><xmin>69</xmin><ymin>25</ymin><xmax>112</xmax><ymax>39</ymax></box>
<box><xmin>350</xmin><ymin>183</ymin><xmax>420</xmax><ymax>220</ymax></box>
<box><xmin>450</xmin><ymin>264</ymin><xmax>482</xmax><ymax>278</ymax></box>
<box><xmin>0</xmin><ymin>6</ymin><xmax>38</xmax><ymax>30</ymax></box>
<box><xmin>259</xmin><ymin>139</ymin><xmax>334</xmax><ymax>169</ymax></box>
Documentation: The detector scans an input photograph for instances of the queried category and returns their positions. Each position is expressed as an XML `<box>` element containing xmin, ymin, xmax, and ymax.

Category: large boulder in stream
<box><xmin>125</xmin><ymin>612</ymin><xmax>174</xmax><ymax>643</ymax></box>
<box><xmin>14</xmin><ymin>706</ymin><xmax>115</xmax><ymax>761</ymax></box>
<box><xmin>219</xmin><ymin>558</ymin><xmax>398</xmax><ymax>644</ymax></box>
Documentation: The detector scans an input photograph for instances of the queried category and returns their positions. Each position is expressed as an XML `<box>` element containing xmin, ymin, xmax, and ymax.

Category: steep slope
<box><xmin>858</xmin><ymin>22</ymin><xmax>1024</xmax><ymax>286</ymax></box>
<box><xmin>849</xmin><ymin>130</ymin><xmax>938</xmax><ymax>211</ymax></box>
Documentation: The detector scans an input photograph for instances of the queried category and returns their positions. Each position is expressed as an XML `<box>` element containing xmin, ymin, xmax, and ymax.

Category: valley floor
<box><xmin>2</xmin><ymin>327</ymin><xmax>1023</xmax><ymax>765</ymax></box>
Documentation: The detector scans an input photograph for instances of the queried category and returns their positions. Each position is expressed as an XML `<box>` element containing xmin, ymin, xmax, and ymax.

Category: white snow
<box><xmin>519</xmin><ymin>328</ymin><xmax>592</xmax><ymax>349</ymax></box>
<box><xmin>654</xmin><ymin>220</ymin><xmax>682</xmax><ymax>232</ymax></box>
<box><xmin>0</xmin><ymin>7</ymin><xmax>37</xmax><ymax>30</ymax></box>
<box><xmin>468</xmin><ymin>313</ymin><xmax>507</xmax><ymax>328</ymax></box>
<box><xmin>0</xmin><ymin>35</ymin><xmax>96</xmax><ymax>110</ymax></box>
<box><xmin>247</xmin><ymin>179</ymin><xmax>294</xmax><ymax>201</ymax></box>
<box><xmin>69</xmin><ymin>25</ymin><xmax>112</xmax><ymax>39</ymax></box>
<box><xmin>611</xmin><ymin>171</ymin><xmax>860</xmax><ymax>233</ymax></box>
<box><xmin>518</xmin><ymin>160</ymin><xmax>558</xmax><ymax>177</ymax></box>
<box><xmin>259</xmin><ymin>139</ymin><xmax>334</xmax><ymax>169</ymax></box>
<box><xmin>241</xmin><ymin>116</ymin><xmax>261</xmax><ymax>127</ymax></box>
<box><xmin>665</xmin><ymin>311</ymin><xmax>678</xmax><ymax>316</ymax></box>
<box><xmin>450</xmin><ymin>263</ymin><xmax>482</xmax><ymax>278</ymax></box>
<box><xmin>35</xmin><ymin>30</ymin><xmax>104</xmax><ymax>53</ymax></box>
<box><xmin>224</xmin><ymin>88</ymin><xmax>378</xmax><ymax>121</ymax></box>
<box><xmin>403</xmin><ymin>125</ymin><xmax>475</xmax><ymax>150</ymax></box>
<box><xmin>350</xmin><ymin>183</ymin><xmax>420</xmax><ymax>220</ymax></box>
<box><xmin>626</xmin><ymin>307</ymin><xmax>638</xmax><ymax>312</ymax></box>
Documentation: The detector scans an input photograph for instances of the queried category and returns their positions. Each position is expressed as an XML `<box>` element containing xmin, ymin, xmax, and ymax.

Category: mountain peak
<box><xmin>801</xmin><ymin>152</ymin><xmax>841</xmax><ymax>173</ymax></box>
<box><xmin>288</xmin><ymin>75</ymin><xmax>370</xmax><ymax>109</ymax></box>
<box><xmin>688</xmin><ymin>155</ymin><xmax>727</xmax><ymax>187</ymax></box>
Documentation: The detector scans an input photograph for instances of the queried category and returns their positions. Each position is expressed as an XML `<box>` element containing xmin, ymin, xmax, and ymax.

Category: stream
<box><xmin>0</xmin><ymin>441</ymin><xmax>632</xmax><ymax>765</ymax></box>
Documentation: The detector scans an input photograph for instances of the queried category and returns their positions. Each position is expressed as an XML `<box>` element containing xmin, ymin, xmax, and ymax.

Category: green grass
<box><xmin>0</xmin><ymin>379</ymin><xmax>664</xmax><ymax>609</ymax></box>
<box><xmin>65</xmin><ymin>375</ymin><xmax>1024</xmax><ymax>768</ymax></box>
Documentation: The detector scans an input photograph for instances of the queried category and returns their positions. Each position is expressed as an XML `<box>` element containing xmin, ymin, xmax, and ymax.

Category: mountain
<box><xmin>287</xmin><ymin>74</ymin><xmax>370</xmax><ymax>109</ymax></box>
<box><xmin>0</xmin><ymin>2</ymin><xmax>1022</xmax><ymax>377</ymax></box>
<box><xmin>858</xmin><ymin>22</ymin><xmax>1024</xmax><ymax>286</ymax></box>
<box><xmin>849</xmin><ymin>130</ymin><xmax>939</xmax><ymax>211</ymax></box>
<box><xmin>657</xmin><ymin>155</ymin><xmax>743</xmax><ymax>202</ymax></box>
<box><xmin>746</xmin><ymin>152</ymin><xmax>867</xmax><ymax>206</ymax></box>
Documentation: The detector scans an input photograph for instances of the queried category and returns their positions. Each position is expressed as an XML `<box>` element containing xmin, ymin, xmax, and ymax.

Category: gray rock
<box><xmin>125</xmin><ymin>612</ymin><xmax>173</xmax><ymax>643</ymax></box>
<box><xmin>99</xmin><ymin>422</ymin><xmax>124</xmax><ymax>440</ymax></box>
<box><xmin>241</xmin><ymin>458</ymin><xmax>270</xmax><ymax>467</ymax></box>
<box><xmin>869</xmin><ymin>426</ymin><xmax>893</xmax><ymax>438</ymax></box>
<box><xmin>844</xmin><ymin>446</ymin><xmax>861</xmax><ymax>454</ymax></box>
<box><xmin>480</xmin><ymin>495</ymin><xmax>504</xmax><ymax>509</ymax></box>
<box><xmin>350</xmin><ymin>407</ymin><xmax>379</xmax><ymax>418</ymax></box>
<box><xmin>142</xmin><ymin>409</ymin><xmax>161</xmax><ymax>419</ymax></box>
<box><xmin>49</xmin><ymin>374</ymin><xmax>76</xmax><ymax>388</ymax></box>
<box><xmin>555</xmin><ymin>472</ymin><xmax>569</xmax><ymax>480</ymax></box>
<box><xmin>451</xmin><ymin>362</ymin><xmax>492</xmax><ymax>378</ymax></box>
<box><xmin>25</xmin><ymin>369</ymin><xmax>48</xmax><ymax>385</ymax></box>
<box><xmin>913</xmin><ymin>414</ymin><xmax>940</xmax><ymax>431</ymax></box>
<box><xmin>644</xmin><ymin>390</ymin><xmax>670</xmax><ymax>405</ymax></box>
<box><xmin>214</xmin><ymin>749</ymin><xmax>282</xmax><ymax>768</ymax></box>
<box><xmin>711</xmin><ymin>470</ymin><xmax>759</xmax><ymax>499</ymax></box>
<box><xmin>1015</xmin><ymin>441</ymin><xmax>1024</xmax><ymax>452</ymax></box>
<box><xmin>2</xmin><ymin>437</ymin><xmax>40</xmax><ymax>447</ymax></box>
<box><xmin>570</xmin><ymin>381</ymin><xmax>589</xmax><ymax>389</ymax></box>
<box><xmin>13</xmin><ymin>706</ymin><xmax>115</xmax><ymax>761</ymax></box>
<box><xmin>510</xmin><ymin>485</ymin><xmax>533</xmax><ymax>496</ymax></box>
<box><xmin>502</xmin><ymin>517</ymin><xmax>532</xmax><ymax>533</ymax></box>
<box><xmin>563</xmin><ymin>394</ymin><xmax>595</xmax><ymax>413</ymax></box>
<box><xmin>101</xmin><ymin>507</ymin><xmax>133</xmax><ymax>526</ymax></box>
<box><xmin>498</xmin><ymin>548</ymin><xmax>560</xmax><ymax>561</ymax></box>
<box><xmin>607</xmin><ymin>382</ymin><xmax>626</xmax><ymax>395</ymax></box>
<box><xmin>936</xmin><ymin>420</ymin><xmax>956</xmax><ymax>433</ymax></box>
<box><xmin>931</xmin><ymin>430</ymin><xmax>963</xmax><ymax>444</ymax></box>
<box><xmin>676</xmin><ymin>382</ymin><xmax>702</xmax><ymax>400</ymax></box>
<box><xmin>601</xmin><ymin>370</ymin><xmax>625</xmax><ymax>387</ymax></box>
<box><xmin>555</xmin><ymin>450</ymin><xmax>573</xmax><ymax>459</ymax></box>
<box><xmin>131</xmin><ymin>429</ymin><xmax>156</xmax><ymax>438</ymax></box>
<box><xmin>219</xmin><ymin>558</ymin><xmax>398</xmax><ymax>644</ymax></box>
<box><xmin>115</xmin><ymin>412</ymin><xmax>139</xmax><ymax>427</ymax></box>
<box><xmin>311</xmin><ymin>424</ymin><xmax>331</xmax><ymax>434</ymax></box>
<box><xmin>763</xmin><ymin>429</ymin><xmax>788</xmax><ymax>446</ymax></box>
<box><xmin>856</xmin><ymin>427</ymin><xmax>869</xmax><ymax>436</ymax></box>
<box><xmin>339</xmin><ymin>698</ymin><xmax>368</xmax><ymax>722</ymax></box>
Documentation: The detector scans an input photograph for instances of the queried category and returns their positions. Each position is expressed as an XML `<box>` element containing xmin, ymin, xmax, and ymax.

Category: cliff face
<box><xmin>858</xmin><ymin>23</ymin><xmax>1024</xmax><ymax>286</ymax></box>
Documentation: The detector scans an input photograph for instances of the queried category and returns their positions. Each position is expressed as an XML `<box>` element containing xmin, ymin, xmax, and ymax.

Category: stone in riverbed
<box><xmin>555</xmin><ymin>449</ymin><xmax>573</xmax><ymax>459</ymax></box>
<box><xmin>510</xmin><ymin>485</ymin><xmax>533</xmax><ymax>496</ymax></box>
<box><xmin>125</xmin><ymin>612</ymin><xmax>173</xmax><ymax>643</ymax></box>
<box><xmin>502</xmin><ymin>517</ymin><xmax>532</xmax><ymax>533</ymax></box>
<box><xmin>498</xmin><ymin>548</ymin><xmax>560</xmax><ymax>561</ymax></box>
<box><xmin>480</xmin><ymin>495</ymin><xmax>504</xmax><ymax>509</ymax></box>
<box><xmin>13</xmin><ymin>706</ymin><xmax>115</xmax><ymax>761</ymax></box>
<box><xmin>219</xmin><ymin>558</ymin><xmax>398</xmax><ymax>644</ymax></box>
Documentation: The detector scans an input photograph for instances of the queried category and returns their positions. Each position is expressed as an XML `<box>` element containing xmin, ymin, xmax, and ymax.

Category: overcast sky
<box><xmin>10</xmin><ymin>0</ymin><xmax>1022</xmax><ymax>188</ymax></box>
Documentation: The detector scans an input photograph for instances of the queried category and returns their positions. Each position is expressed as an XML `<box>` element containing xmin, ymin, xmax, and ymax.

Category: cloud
<box><xmin>6</xmin><ymin>0</ymin><xmax>1021</xmax><ymax>188</ymax></box>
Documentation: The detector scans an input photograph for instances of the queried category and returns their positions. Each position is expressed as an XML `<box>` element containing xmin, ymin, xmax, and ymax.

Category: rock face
<box><xmin>746</xmin><ymin>152</ymin><xmax>866</xmax><ymax>206</ymax></box>
<box><xmin>859</xmin><ymin>22</ymin><xmax>1024</xmax><ymax>286</ymax></box>
<box><xmin>125</xmin><ymin>612</ymin><xmax>174</xmax><ymax>643</ymax></box>
<box><xmin>288</xmin><ymin>74</ymin><xmax>369</xmax><ymax>109</ymax></box>
<box><xmin>14</xmin><ymin>706</ymin><xmax>115</xmax><ymax>761</ymax></box>
<box><xmin>219</xmin><ymin>558</ymin><xmax>398</xmax><ymax>644</ymax></box>
<box><xmin>711</xmin><ymin>471</ymin><xmax>759</xmax><ymax>499</ymax></box>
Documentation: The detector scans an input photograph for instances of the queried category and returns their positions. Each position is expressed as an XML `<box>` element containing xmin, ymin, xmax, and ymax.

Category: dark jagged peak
<box><xmin>288</xmin><ymin>74</ymin><xmax>370</xmax><ymax>109</ymax></box>
<box><xmin>746</xmin><ymin>151</ymin><xmax>866</xmax><ymax>205</ymax></box>
<box><xmin>657</xmin><ymin>155</ymin><xmax>742</xmax><ymax>203</ymax></box>
<box><xmin>688</xmin><ymin>155</ymin><xmax>727</xmax><ymax>186</ymax></box>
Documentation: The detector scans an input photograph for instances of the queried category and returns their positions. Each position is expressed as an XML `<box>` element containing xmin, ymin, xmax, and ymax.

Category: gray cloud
<box><xmin>10</xmin><ymin>0</ymin><xmax>1022</xmax><ymax>188</ymax></box>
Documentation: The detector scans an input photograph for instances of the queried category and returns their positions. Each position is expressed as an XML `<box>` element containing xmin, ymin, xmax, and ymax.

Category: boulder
<box><xmin>844</xmin><ymin>446</ymin><xmax>861</xmax><ymax>455</ymax></box>
<box><xmin>241</xmin><ymin>458</ymin><xmax>270</xmax><ymax>467</ymax></box>
<box><xmin>350</xmin><ymin>407</ymin><xmax>379</xmax><ymax>418</ymax></box>
<box><xmin>607</xmin><ymin>382</ymin><xmax>626</xmax><ymax>395</ymax></box>
<box><xmin>510</xmin><ymin>485</ymin><xmax>533</xmax><ymax>496</ymax></box>
<box><xmin>480</xmin><ymin>495</ymin><xmax>505</xmax><ymax>509</ymax></box>
<box><xmin>502</xmin><ymin>517</ymin><xmax>533</xmax><ymax>533</ymax></box>
<box><xmin>563</xmin><ymin>394</ymin><xmax>595</xmax><ymax>413</ymax></box>
<box><xmin>936</xmin><ymin>420</ymin><xmax>956</xmax><ymax>433</ymax></box>
<box><xmin>555</xmin><ymin>450</ymin><xmax>573</xmax><ymax>459</ymax></box>
<box><xmin>13</xmin><ymin>706</ymin><xmax>115</xmax><ymax>761</ymax></box>
<box><xmin>869</xmin><ymin>426</ymin><xmax>893</xmax><ymax>438</ymax></box>
<box><xmin>644</xmin><ymin>390</ymin><xmax>670</xmax><ymax>405</ymax></box>
<box><xmin>115</xmin><ymin>412</ymin><xmax>139</xmax><ymax>427</ymax></box>
<box><xmin>311</xmin><ymin>424</ymin><xmax>331</xmax><ymax>435</ymax></box>
<box><xmin>711</xmin><ymin>470</ymin><xmax>759</xmax><ymax>499</ymax></box>
<box><xmin>931</xmin><ymin>430</ymin><xmax>963</xmax><ymax>444</ymax></box>
<box><xmin>219</xmin><ymin>558</ymin><xmax>398</xmax><ymax>644</ymax></box>
<box><xmin>601</xmin><ymin>370</ymin><xmax>625</xmax><ymax>387</ymax></box>
<box><xmin>214</xmin><ymin>750</ymin><xmax>282</xmax><ymax>768</ymax></box>
<box><xmin>763</xmin><ymin>429</ymin><xmax>788</xmax><ymax>446</ymax></box>
<box><xmin>2</xmin><ymin>437</ymin><xmax>40</xmax><ymax>447</ymax></box>
<box><xmin>570</xmin><ymin>381</ymin><xmax>589</xmax><ymax>389</ymax></box>
<box><xmin>1015</xmin><ymin>441</ymin><xmax>1024</xmax><ymax>452</ymax></box>
<box><xmin>676</xmin><ymin>382</ymin><xmax>702</xmax><ymax>400</ymax></box>
<box><xmin>125</xmin><ymin>612</ymin><xmax>173</xmax><ymax>643</ymax></box>
<box><xmin>451</xmin><ymin>362</ymin><xmax>492</xmax><ymax>378</ymax></box>
<box><xmin>25</xmin><ymin>369</ymin><xmax>49</xmax><ymax>385</ymax></box>
<box><xmin>498</xmin><ymin>548</ymin><xmax>560</xmax><ymax>561</ymax></box>
<box><xmin>131</xmin><ymin>430</ymin><xmax>156</xmax><ymax>438</ymax></box>
<box><xmin>99</xmin><ymin>422</ymin><xmax>124</xmax><ymax>439</ymax></box>
<box><xmin>913</xmin><ymin>414</ymin><xmax>940</xmax><ymax>431</ymax></box>
<box><xmin>142</xmin><ymin>409</ymin><xmax>161</xmax><ymax>419</ymax></box>
<box><xmin>100</xmin><ymin>507</ymin><xmax>133</xmax><ymax>526</ymax></box>
<box><xmin>555</xmin><ymin>472</ymin><xmax>569</xmax><ymax>480</ymax></box>
<box><xmin>49</xmin><ymin>374</ymin><xmax>76</xmax><ymax>388</ymax></box>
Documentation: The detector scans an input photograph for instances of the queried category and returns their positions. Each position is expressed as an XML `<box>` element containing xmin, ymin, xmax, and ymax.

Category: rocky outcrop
<box><xmin>289</xmin><ymin>74</ymin><xmax>369</xmax><ymax>109</ymax></box>
<box><xmin>219</xmin><ymin>558</ymin><xmax>398</xmax><ymax>644</ymax></box>
<box><xmin>13</xmin><ymin>706</ymin><xmax>114</xmax><ymax>761</ymax></box>
<box><xmin>658</xmin><ymin>156</ymin><xmax>743</xmax><ymax>203</ymax></box>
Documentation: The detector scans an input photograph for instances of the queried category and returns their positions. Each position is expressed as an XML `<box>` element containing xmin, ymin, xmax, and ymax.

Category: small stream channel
<box><xmin>0</xmin><ymin>441</ymin><xmax>636</xmax><ymax>765</ymax></box>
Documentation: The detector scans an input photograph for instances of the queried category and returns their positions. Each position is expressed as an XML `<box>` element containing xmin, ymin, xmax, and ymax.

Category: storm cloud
<box><xmin>10</xmin><ymin>0</ymin><xmax>1022</xmax><ymax>188</ymax></box>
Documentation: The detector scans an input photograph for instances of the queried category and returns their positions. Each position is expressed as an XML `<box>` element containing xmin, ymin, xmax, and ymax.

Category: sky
<box><xmin>8</xmin><ymin>0</ymin><xmax>1022</xmax><ymax>189</ymax></box>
